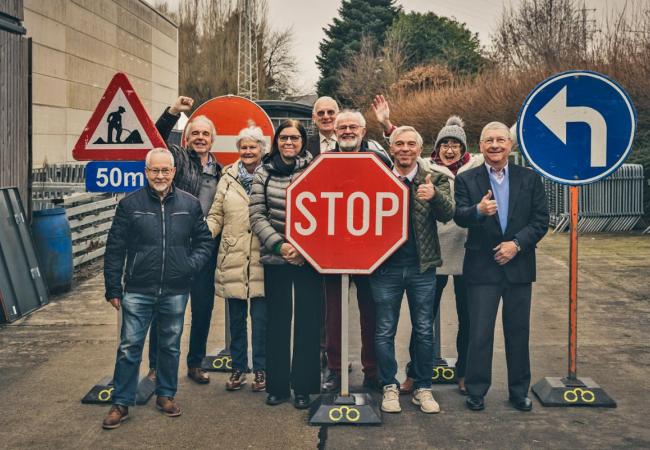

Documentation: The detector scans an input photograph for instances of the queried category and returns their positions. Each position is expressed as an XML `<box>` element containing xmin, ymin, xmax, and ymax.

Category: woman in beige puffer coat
<box><xmin>206</xmin><ymin>126</ymin><xmax>266</xmax><ymax>393</ymax></box>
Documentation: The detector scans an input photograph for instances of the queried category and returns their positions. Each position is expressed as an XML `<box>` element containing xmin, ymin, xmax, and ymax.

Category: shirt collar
<box><xmin>320</xmin><ymin>132</ymin><xmax>335</xmax><ymax>143</ymax></box>
<box><xmin>393</xmin><ymin>165</ymin><xmax>418</xmax><ymax>182</ymax></box>
<box><xmin>485</xmin><ymin>162</ymin><xmax>508</xmax><ymax>175</ymax></box>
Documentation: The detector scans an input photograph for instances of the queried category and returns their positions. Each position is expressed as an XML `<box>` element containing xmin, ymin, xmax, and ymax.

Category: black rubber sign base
<box><xmin>81</xmin><ymin>376</ymin><xmax>155</xmax><ymax>405</ymax></box>
<box><xmin>201</xmin><ymin>348</ymin><xmax>233</xmax><ymax>372</ymax></box>
<box><xmin>309</xmin><ymin>393</ymin><xmax>381</xmax><ymax>426</ymax></box>
<box><xmin>532</xmin><ymin>377</ymin><xmax>617</xmax><ymax>407</ymax></box>
<box><xmin>431</xmin><ymin>357</ymin><xmax>457</xmax><ymax>384</ymax></box>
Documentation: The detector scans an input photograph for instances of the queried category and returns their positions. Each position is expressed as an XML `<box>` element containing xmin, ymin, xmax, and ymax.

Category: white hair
<box><xmin>312</xmin><ymin>96</ymin><xmax>340</xmax><ymax>115</ymax></box>
<box><xmin>145</xmin><ymin>147</ymin><xmax>175</xmax><ymax>167</ymax></box>
<box><xmin>236</xmin><ymin>126</ymin><xmax>267</xmax><ymax>153</ymax></box>
<box><xmin>480</xmin><ymin>121</ymin><xmax>511</xmax><ymax>141</ymax></box>
<box><xmin>184</xmin><ymin>115</ymin><xmax>217</xmax><ymax>144</ymax></box>
<box><xmin>389</xmin><ymin>125</ymin><xmax>423</xmax><ymax>149</ymax></box>
<box><xmin>334</xmin><ymin>109</ymin><xmax>366</xmax><ymax>129</ymax></box>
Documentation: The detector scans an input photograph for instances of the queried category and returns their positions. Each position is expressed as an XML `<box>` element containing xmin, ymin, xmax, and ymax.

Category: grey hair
<box><xmin>145</xmin><ymin>147</ymin><xmax>175</xmax><ymax>167</ymax></box>
<box><xmin>389</xmin><ymin>125</ymin><xmax>423</xmax><ymax>149</ymax></box>
<box><xmin>236</xmin><ymin>126</ymin><xmax>267</xmax><ymax>153</ymax></box>
<box><xmin>334</xmin><ymin>109</ymin><xmax>366</xmax><ymax>129</ymax></box>
<box><xmin>184</xmin><ymin>115</ymin><xmax>217</xmax><ymax>145</ymax></box>
<box><xmin>480</xmin><ymin>121</ymin><xmax>511</xmax><ymax>141</ymax></box>
<box><xmin>312</xmin><ymin>96</ymin><xmax>340</xmax><ymax>115</ymax></box>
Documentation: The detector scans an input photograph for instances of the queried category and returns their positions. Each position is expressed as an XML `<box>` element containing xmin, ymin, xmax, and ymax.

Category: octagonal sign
<box><xmin>286</xmin><ymin>153</ymin><xmax>409</xmax><ymax>274</ymax></box>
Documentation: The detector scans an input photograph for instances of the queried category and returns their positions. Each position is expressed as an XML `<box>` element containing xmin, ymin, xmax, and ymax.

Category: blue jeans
<box><xmin>228</xmin><ymin>298</ymin><xmax>267</xmax><ymax>371</ymax></box>
<box><xmin>112</xmin><ymin>292</ymin><xmax>189</xmax><ymax>406</ymax></box>
<box><xmin>149</xmin><ymin>245</ymin><xmax>217</xmax><ymax>369</ymax></box>
<box><xmin>370</xmin><ymin>266</ymin><xmax>436</xmax><ymax>390</ymax></box>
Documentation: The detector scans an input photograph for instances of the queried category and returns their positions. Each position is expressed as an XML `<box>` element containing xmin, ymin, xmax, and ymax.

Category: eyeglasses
<box><xmin>336</xmin><ymin>124</ymin><xmax>362</xmax><ymax>132</ymax></box>
<box><xmin>147</xmin><ymin>167</ymin><xmax>173</xmax><ymax>176</ymax></box>
<box><xmin>481</xmin><ymin>137</ymin><xmax>510</xmax><ymax>145</ymax></box>
<box><xmin>278</xmin><ymin>135</ymin><xmax>302</xmax><ymax>142</ymax></box>
<box><xmin>440</xmin><ymin>143</ymin><xmax>462</xmax><ymax>151</ymax></box>
<box><xmin>316</xmin><ymin>109</ymin><xmax>336</xmax><ymax>117</ymax></box>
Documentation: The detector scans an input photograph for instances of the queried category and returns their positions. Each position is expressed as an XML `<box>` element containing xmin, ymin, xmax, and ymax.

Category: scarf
<box><xmin>238</xmin><ymin>160</ymin><xmax>258</xmax><ymax>194</ymax></box>
<box><xmin>271</xmin><ymin>151</ymin><xmax>296</xmax><ymax>176</ymax></box>
<box><xmin>431</xmin><ymin>151</ymin><xmax>471</xmax><ymax>175</ymax></box>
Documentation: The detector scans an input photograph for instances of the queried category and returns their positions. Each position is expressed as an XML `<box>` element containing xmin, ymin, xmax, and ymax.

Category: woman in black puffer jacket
<box><xmin>249</xmin><ymin>119</ymin><xmax>322</xmax><ymax>409</ymax></box>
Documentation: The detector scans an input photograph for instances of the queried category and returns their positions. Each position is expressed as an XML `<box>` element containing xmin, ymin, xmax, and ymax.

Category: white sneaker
<box><xmin>412</xmin><ymin>388</ymin><xmax>440</xmax><ymax>414</ymax></box>
<box><xmin>381</xmin><ymin>384</ymin><xmax>402</xmax><ymax>413</ymax></box>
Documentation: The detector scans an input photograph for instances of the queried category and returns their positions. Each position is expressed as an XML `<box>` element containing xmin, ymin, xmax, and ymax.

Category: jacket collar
<box><xmin>145</xmin><ymin>182</ymin><xmax>175</xmax><ymax>202</ymax></box>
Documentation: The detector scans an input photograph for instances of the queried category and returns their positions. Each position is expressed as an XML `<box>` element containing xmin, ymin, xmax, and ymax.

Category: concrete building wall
<box><xmin>24</xmin><ymin>0</ymin><xmax>178</xmax><ymax>166</ymax></box>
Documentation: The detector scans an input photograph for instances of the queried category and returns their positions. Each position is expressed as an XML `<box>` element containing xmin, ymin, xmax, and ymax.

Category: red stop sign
<box><xmin>286</xmin><ymin>153</ymin><xmax>409</xmax><ymax>274</ymax></box>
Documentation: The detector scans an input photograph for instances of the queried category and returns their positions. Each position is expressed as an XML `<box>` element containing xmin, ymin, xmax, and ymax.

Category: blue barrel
<box><xmin>31</xmin><ymin>208</ymin><xmax>73</xmax><ymax>294</ymax></box>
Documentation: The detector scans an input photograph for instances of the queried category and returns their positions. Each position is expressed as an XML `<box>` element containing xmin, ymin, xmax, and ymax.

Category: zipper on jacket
<box><xmin>159</xmin><ymin>200</ymin><xmax>166</xmax><ymax>296</ymax></box>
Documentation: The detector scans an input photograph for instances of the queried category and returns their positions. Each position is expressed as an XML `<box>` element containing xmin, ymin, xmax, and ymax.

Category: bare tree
<box><xmin>154</xmin><ymin>0</ymin><xmax>298</xmax><ymax>103</ymax></box>
<box><xmin>492</xmin><ymin>0</ymin><xmax>592</xmax><ymax>70</ymax></box>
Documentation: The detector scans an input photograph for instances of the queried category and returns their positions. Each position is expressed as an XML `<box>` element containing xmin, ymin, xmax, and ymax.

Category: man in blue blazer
<box><xmin>454</xmin><ymin>122</ymin><xmax>549</xmax><ymax>412</ymax></box>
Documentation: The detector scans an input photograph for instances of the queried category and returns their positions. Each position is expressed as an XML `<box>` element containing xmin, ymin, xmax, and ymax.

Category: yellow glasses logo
<box><xmin>563</xmin><ymin>388</ymin><xmax>595</xmax><ymax>403</ymax></box>
<box><xmin>328</xmin><ymin>406</ymin><xmax>361</xmax><ymax>422</ymax></box>
<box><xmin>431</xmin><ymin>367</ymin><xmax>455</xmax><ymax>381</ymax></box>
<box><xmin>211</xmin><ymin>356</ymin><xmax>232</xmax><ymax>370</ymax></box>
<box><xmin>98</xmin><ymin>387</ymin><xmax>114</xmax><ymax>401</ymax></box>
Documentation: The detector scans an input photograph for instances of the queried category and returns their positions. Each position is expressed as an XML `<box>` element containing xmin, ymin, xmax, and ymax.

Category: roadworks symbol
<box><xmin>563</xmin><ymin>388</ymin><xmax>595</xmax><ymax>403</ymax></box>
<box><xmin>328</xmin><ymin>406</ymin><xmax>361</xmax><ymax>422</ymax></box>
<box><xmin>432</xmin><ymin>366</ymin><xmax>455</xmax><ymax>381</ymax></box>
<box><xmin>212</xmin><ymin>356</ymin><xmax>232</xmax><ymax>370</ymax></box>
<box><xmin>98</xmin><ymin>387</ymin><xmax>114</xmax><ymax>401</ymax></box>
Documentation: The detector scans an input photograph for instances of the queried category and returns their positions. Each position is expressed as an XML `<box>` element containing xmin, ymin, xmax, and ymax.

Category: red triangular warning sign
<box><xmin>72</xmin><ymin>73</ymin><xmax>167</xmax><ymax>161</ymax></box>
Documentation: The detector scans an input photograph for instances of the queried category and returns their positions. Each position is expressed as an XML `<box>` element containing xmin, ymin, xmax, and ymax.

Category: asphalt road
<box><xmin>1</xmin><ymin>233</ymin><xmax>648</xmax><ymax>449</ymax></box>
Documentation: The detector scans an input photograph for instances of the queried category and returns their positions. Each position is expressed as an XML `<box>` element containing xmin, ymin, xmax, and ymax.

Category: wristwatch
<box><xmin>513</xmin><ymin>238</ymin><xmax>521</xmax><ymax>252</ymax></box>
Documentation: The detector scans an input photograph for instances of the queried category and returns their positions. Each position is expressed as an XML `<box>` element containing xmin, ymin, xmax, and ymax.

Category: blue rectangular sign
<box><xmin>86</xmin><ymin>161</ymin><xmax>146</xmax><ymax>193</ymax></box>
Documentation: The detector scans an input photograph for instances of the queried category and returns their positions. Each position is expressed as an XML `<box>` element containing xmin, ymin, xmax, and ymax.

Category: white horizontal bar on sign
<box><xmin>210</xmin><ymin>136</ymin><xmax>272</xmax><ymax>153</ymax></box>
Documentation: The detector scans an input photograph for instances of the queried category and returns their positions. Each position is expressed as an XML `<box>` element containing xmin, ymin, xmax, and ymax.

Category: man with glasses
<box><xmin>321</xmin><ymin>110</ymin><xmax>391</xmax><ymax>394</ymax></box>
<box><xmin>102</xmin><ymin>148</ymin><xmax>214</xmax><ymax>429</ymax></box>
<box><xmin>454</xmin><ymin>122</ymin><xmax>548</xmax><ymax>412</ymax></box>
<box><xmin>307</xmin><ymin>96</ymin><xmax>340</xmax><ymax>156</ymax></box>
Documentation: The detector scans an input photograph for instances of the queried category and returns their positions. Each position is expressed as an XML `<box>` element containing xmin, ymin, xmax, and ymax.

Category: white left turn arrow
<box><xmin>535</xmin><ymin>86</ymin><xmax>607</xmax><ymax>167</ymax></box>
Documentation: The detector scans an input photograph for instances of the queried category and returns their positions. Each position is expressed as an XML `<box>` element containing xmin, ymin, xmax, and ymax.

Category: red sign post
<box><xmin>286</xmin><ymin>153</ymin><xmax>409</xmax><ymax>426</ymax></box>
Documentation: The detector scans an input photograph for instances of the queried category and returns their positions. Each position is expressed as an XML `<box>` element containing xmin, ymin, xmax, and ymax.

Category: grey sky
<box><xmin>151</xmin><ymin>0</ymin><xmax>626</xmax><ymax>93</ymax></box>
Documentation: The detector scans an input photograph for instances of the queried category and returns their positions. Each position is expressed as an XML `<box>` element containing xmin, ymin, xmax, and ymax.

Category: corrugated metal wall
<box><xmin>0</xmin><ymin>0</ymin><xmax>30</xmax><ymax>213</ymax></box>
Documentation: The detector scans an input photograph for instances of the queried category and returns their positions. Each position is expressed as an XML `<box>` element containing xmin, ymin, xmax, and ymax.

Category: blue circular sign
<box><xmin>517</xmin><ymin>71</ymin><xmax>636</xmax><ymax>185</ymax></box>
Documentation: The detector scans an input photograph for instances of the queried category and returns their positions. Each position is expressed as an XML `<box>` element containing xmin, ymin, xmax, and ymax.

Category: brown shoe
<box><xmin>251</xmin><ymin>370</ymin><xmax>266</xmax><ymax>392</ymax></box>
<box><xmin>188</xmin><ymin>367</ymin><xmax>209</xmax><ymax>384</ymax></box>
<box><xmin>102</xmin><ymin>405</ymin><xmax>129</xmax><ymax>429</ymax></box>
<box><xmin>156</xmin><ymin>396</ymin><xmax>182</xmax><ymax>417</ymax></box>
<box><xmin>226</xmin><ymin>369</ymin><xmax>247</xmax><ymax>391</ymax></box>
<box><xmin>400</xmin><ymin>377</ymin><xmax>415</xmax><ymax>395</ymax></box>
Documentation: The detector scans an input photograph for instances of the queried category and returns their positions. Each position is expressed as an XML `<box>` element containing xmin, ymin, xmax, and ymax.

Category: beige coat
<box><xmin>427</xmin><ymin>153</ymin><xmax>484</xmax><ymax>275</ymax></box>
<box><xmin>206</xmin><ymin>163</ymin><xmax>264</xmax><ymax>300</ymax></box>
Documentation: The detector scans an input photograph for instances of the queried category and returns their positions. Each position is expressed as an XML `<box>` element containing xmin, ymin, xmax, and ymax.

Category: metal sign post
<box><xmin>431</xmin><ymin>314</ymin><xmax>456</xmax><ymax>384</ymax></box>
<box><xmin>202</xmin><ymin>306</ymin><xmax>233</xmax><ymax>372</ymax></box>
<box><xmin>284</xmin><ymin>153</ymin><xmax>409</xmax><ymax>426</ymax></box>
<box><xmin>518</xmin><ymin>70</ymin><xmax>636</xmax><ymax>407</ymax></box>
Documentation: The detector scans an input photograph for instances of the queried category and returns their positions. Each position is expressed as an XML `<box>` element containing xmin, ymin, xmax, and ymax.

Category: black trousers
<box><xmin>465</xmin><ymin>282</ymin><xmax>531</xmax><ymax>400</ymax></box>
<box><xmin>149</xmin><ymin>245</ymin><xmax>217</xmax><ymax>369</ymax></box>
<box><xmin>264</xmin><ymin>264</ymin><xmax>323</xmax><ymax>397</ymax></box>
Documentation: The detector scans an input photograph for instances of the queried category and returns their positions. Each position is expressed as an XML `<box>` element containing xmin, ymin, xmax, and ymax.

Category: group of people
<box><xmin>100</xmin><ymin>94</ymin><xmax>549</xmax><ymax>430</ymax></box>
